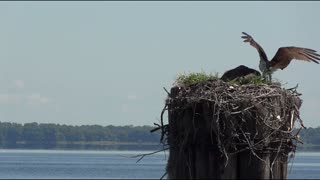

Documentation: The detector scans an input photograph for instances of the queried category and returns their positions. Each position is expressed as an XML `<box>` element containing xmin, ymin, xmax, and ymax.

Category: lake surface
<box><xmin>0</xmin><ymin>149</ymin><xmax>318</xmax><ymax>179</ymax></box>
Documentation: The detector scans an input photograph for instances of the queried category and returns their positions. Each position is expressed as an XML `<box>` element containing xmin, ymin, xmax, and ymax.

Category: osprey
<box><xmin>241</xmin><ymin>32</ymin><xmax>320</xmax><ymax>82</ymax></box>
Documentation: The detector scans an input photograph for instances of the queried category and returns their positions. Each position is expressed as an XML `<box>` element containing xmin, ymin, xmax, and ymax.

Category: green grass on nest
<box><xmin>175</xmin><ymin>71</ymin><xmax>271</xmax><ymax>86</ymax></box>
<box><xmin>175</xmin><ymin>72</ymin><xmax>219</xmax><ymax>86</ymax></box>
<box><xmin>228</xmin><ymin>74</ymin><xmax>267</xmax><ymax>85</ymax></box>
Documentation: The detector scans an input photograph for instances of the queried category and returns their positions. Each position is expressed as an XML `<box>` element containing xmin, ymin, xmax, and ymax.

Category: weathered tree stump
<box><xmin>164</xmin><ymin>79</ymin><xmax>302</xmax><ymax>179</ymax></box>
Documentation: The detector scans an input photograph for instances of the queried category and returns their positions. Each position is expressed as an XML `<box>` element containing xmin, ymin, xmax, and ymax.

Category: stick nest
<box><xmin>155</xmin><ymin>79</ymin><xmax>304</xmax><ymax>166</ymax></box>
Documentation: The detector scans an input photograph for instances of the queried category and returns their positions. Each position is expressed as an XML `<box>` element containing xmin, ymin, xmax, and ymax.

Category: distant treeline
<box><xmin>0</xmin><ymin>122</ymin><xmax>161</xmax><ymax>150</ymax></box>
<box><xmin>298</xmin><ymin>127</ymin><xmax>320</xmax><ymax>150</ymax></box>
<box><xmin>0</xmin><ymin>121</ymin><xmax>319</xmax><ymax>151</ymax></box>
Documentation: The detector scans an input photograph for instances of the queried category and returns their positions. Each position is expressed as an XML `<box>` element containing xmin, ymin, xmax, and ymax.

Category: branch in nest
<box><xmin>163</xmin><ymin>87</ymin><xmax>172</xmax><ymax>98</ymax></box>
<box><xmin>150</xmin><ymin>123</ymin><xmax>161</xmax><ymax>133</ymax></box>
<box><xmin>128</xmin><ymin>147</ymin><xmax>169</xmax><ymax>163</ymax></box>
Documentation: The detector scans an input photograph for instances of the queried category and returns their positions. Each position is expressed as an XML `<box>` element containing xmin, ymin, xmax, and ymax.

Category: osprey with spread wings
<box><xmin>241</xmin><ymin>32</ymin><xmax>320</xmax><ymax>81</ymax></box>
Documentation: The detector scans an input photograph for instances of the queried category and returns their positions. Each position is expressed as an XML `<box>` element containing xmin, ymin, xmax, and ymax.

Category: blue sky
<box><xmin>0</xmin><ymin>1</ymin><xmax>319</xmax><ymax>127</ymax></box>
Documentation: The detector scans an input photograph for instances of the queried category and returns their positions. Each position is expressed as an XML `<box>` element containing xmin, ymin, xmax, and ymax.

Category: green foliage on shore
<box><xmin>0</xmin><ymin>122</ymin><xmax>160</xmax><ymax>150</ymax></box>
<box><xmin>299</xmin><ymin>127</ymin><xmax>320</xmax><ymax>145</ymax></box>
<box><xmin>0</xmin><ymin>121</ymin><xmax>319</xmax><ymax>151</ymax></box>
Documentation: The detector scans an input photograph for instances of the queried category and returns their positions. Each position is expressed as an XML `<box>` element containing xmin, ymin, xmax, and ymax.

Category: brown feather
<box><xmin>241</xmin><ymin>32</ymin><xmax>269</xmax><ymax>62</ymax></box>
<box><xmin>269</xmin><ymin>47</ymin><xmax>320</xmax><ymax>71</ymax></box>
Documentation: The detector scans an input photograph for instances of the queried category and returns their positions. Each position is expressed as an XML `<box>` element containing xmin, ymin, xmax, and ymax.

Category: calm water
<box><xmin>0</xmin><ymin>149</ymin><xmax>318</xmax><ymax>179</ymax></box>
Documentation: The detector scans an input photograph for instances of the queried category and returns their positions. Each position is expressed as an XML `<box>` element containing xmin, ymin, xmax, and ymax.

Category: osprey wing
<box><xmin>241</xmin><ymin>32</ymin><xmax>269</xmax><ymax>62</ymax></box>
<box><xmin>269</xmin><ymin>47</ymin><xmax>320</xmax><ymax>71</ymax></box>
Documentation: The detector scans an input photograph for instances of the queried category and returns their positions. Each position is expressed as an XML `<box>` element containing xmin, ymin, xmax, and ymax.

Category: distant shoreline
<box><xmin>5</xmin><ymin>141</ymin><xmax>163</xmax><ymax>151</ymax></box>
<box><xmin>0</xmin><ymin>121</ymin><xmax>318</xmax><ymax>152</ymax></box>
<box><xmin>0</xmin><ymin>148</ymin><xmax>317</xmax><ymax>153</ymax></box>
<box><xmin>0</xmin><ymin>144</ymin><xmax>317</xmax><ymax>152</ymax></box>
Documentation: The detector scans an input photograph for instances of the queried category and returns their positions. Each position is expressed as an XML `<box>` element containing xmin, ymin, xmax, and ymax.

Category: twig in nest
<box><xmin>290</xmin><ymin>110</ymin><xmax>294</xmax><ymax>130</ymax></box>
<box><xmin>239</xmin><ymin>127</ymin><xmax>272</xmax><ymax>172</ymax></box>
<box><xmin>128</xmin><ymin>148</ymin><xmax>169</xmax><ymax>163</ymax></box>
<box><xmin>163</xmin><ymin>87</ymin><xmax>172</xmax><ymax>98</ymax></box>
<box><xmin>230</xmin><ymin>105</ymin><xmax>255</xmax><ymax>115</ymax></box>
<box><xmin>287</xmin><ymin>84</ymin><xmax>299</xmax><ymax>91</ymax></box>
<box><xmin>160</xmin><ymin>172</ymin><xmax>168</xmax><ymax>180</ymax></box>
<box><xmin>270</xmin><ymin>139</ymin><xmax>283</xmax><ymax>179</ymax></box>
<box><xmin>160</xmin><ymin>104</ymin><xmax>168</xmax><ymax>143</ymax></box>
<box><xmin>150</xmin><ymin>123</ymin><xmax>161</xmax><ymax>133</ymax></box>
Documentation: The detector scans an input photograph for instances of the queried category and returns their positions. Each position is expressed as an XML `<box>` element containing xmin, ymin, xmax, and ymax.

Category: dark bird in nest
<box><xmin>221</xmin><ymin>65</ymin><xmax>261</xmax><ymax>82</ymax></box>
<box><xmin>241</xmin><ymin>32</ymin><xmax>320</xmax><ymax>82</ymax></box>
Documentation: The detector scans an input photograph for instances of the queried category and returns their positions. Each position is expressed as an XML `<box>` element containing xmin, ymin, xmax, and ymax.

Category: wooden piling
<box><xmin>164</xmin><ymin>80</ymin><xmax>302</xmax><ymax>179</ymax></box>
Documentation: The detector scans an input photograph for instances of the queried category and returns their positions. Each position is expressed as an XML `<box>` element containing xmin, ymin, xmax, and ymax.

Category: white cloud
<box><xmin>13</xmin><ymin>80</ymin><xmax>25</xmax><ymax>89</ymax></box>
<box><xmin>26</xmin><ymin>94</ymin><xmax>50</xmax><ymax>105</ymax></box>
<box><xmin>0</xmin><ymin>94</ymin><xmax>21</xmax><ymax>104</ymax></box>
